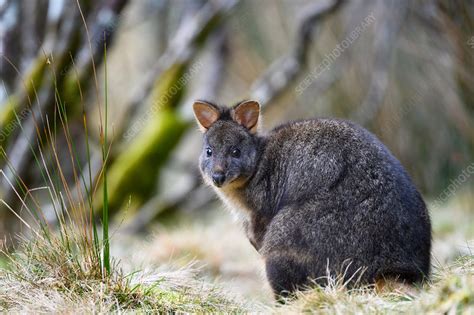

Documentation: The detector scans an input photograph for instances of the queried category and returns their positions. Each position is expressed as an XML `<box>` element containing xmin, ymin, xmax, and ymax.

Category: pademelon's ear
<box><xmin>193</xmin><ymin>101</ymin><xmax>220</xmax><ymax>132</ymax></box>
<box><xmin>232</xmin><ymin>100</ymin><xmax>260</xmax><ymax>133</ymax></box>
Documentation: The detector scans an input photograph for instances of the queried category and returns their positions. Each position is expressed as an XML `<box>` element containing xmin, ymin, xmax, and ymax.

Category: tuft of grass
<box><xmin>276</xmin><ymin>254</ymin><xmax>474</xmax><ymax>314</ymax></box>
<box><xmin>0</xmin><ymin>231</ymin><xmax>245</xmax><ymax>313</ymax></box>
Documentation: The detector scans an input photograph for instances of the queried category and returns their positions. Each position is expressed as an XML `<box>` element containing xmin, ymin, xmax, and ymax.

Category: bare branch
<box><xmin>0</xmin><ymin>0</ymin><xmax>22</xmax><ymax>95</ymax></box>
<box><xmin>250</xmin><ymin>0</ymin><xmax>344</xmax><ymax>107</ymax></box>
<box><xmin>121</xmin><ymin>0</ymin><xmax>237</xmax><ymax>138</ymax></box>
<box><xmin>195</xmin><ymin>28</ymin><xmax>230</xmax><ymax>101</ymax></box>
<box><xmin>352</xmin><ymin>0</ymin><xmax>409</xmax><ymax>125</ymax></box>
<box><xmin>74</xmin><ymin>0</ymin><xmax>130</xmax><ymax>73</ymax></box>
<box><xmin>20</xmin><ymin>0</ymin><xmax>49</xmax><ymax>69</ymax></box>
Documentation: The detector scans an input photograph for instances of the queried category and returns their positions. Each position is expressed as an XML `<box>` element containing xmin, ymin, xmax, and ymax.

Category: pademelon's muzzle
<box><xmin>212</xmin><ymin>172</ymin><xmax>226</xmax><ymax>187</ymax></box>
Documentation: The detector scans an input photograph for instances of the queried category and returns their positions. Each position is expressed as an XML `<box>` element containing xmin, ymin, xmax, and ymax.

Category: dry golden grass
<box><xmin>276</xmin><ymin>254</ymin><xmax>473</xmax><ymax>314</ymax></box>
<box><xmin>0</xmin><ymin>229</ymin><xmax>246</xmax><ymax>313</ymax></box>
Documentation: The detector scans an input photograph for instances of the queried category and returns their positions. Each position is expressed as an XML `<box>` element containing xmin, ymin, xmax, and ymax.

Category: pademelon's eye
<box><xmin>206</xmin><ymin>147</ymin><xmax>212</xmax><ymax>157</ymax></box>
<box><xmin>231</xmin><ymin>148</ymin><xmax>241</xmax><ymax>158</ymax></box>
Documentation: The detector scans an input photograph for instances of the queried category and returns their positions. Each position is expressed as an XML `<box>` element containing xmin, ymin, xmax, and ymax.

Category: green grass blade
<box><xmin>102</xmin><ymin>41</ymin><xmax>110</xmax><ymax>275</ymax></box>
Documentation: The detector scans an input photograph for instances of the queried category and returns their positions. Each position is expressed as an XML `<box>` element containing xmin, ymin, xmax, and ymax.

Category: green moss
<box><xmin>0</xmin><ymin>56</ymin><xmax>47</xmax><ymax>143</ymax></box>
<box><xmin>24</xmin><ymin>56</ymin><xmax>48</xmax><ymax>96</ymax></box>
<box><xmin>0</xmin><ymin>95</ymin><xmax>19</xmax><ymax>128</ymax></box>
<box><xmin>100</xmin><ymin>111</ymin><xmax>189</xmax><ymax>214</ymax></box>
<box><xmin>150</xmin><ymin>63</ymin><xmax>188</xmax><ymax>111</ymax></box>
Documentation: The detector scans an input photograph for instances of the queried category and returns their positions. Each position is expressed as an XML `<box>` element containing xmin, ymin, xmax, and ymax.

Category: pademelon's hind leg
<box><xmin>265</xmin><ymin>252</ymin><xmax>312</xmax><ymax>301</ymax></box>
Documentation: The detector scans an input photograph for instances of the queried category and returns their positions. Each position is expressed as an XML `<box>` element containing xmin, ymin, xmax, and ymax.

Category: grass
<box><xmin>101</xmin><ymin>40</ymin><xmax>110</xmax><ymax>275</ymax></box>
<box><xmin>0</xmin><ymin>214</ymin><xmax>472</xmax><ymax>313</ymax></box>
<box><xmin>0</xmin><ymin>231</ymin><xmax>244</xmax><ymax>313</ymax></box>
<box><xmin>276</xmin><ymin>254</ymin><xmax>473</xmax><ymax>314</ymax></box>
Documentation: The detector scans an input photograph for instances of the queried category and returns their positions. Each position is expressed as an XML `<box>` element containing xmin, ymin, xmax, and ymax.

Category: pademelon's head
<box><xmin>192</xmin><ymin>100</ymin><xmax>261</xmax><ymax>189</ymax></box>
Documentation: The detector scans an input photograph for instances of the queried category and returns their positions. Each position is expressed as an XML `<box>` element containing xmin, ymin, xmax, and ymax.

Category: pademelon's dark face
<box><xmin>193</xmin><ymin>100</ymin><xmax>260</xmax><ymax>188</ymax></box>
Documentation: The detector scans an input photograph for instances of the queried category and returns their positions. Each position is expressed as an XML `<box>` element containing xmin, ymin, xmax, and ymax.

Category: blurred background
<box><xmin>1</xmin><ymin>0</ymin><xmax>473</xmax><ymax>304</ymax></box>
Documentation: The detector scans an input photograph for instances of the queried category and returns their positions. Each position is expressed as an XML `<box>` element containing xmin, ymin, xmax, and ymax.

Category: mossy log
<box><xmin>0</xmin><ymin>56</ymin><xmax>48</xmax><ymax>148</ymax></box>
<box><xmin>94</xmin><ymin>64</ymin><xmax>191</xmax><ymax>216</ymax></box>
<box><xmin>101</xmin><ymin>110</ymin><xmax>189</xmax><ymax>216</ymax></box>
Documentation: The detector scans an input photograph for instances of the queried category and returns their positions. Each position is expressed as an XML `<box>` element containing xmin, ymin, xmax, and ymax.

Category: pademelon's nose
<box><xmin>212</xmin><ymin>172</ymin><xmax>226</xmax><ymax>187</ymax></box>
